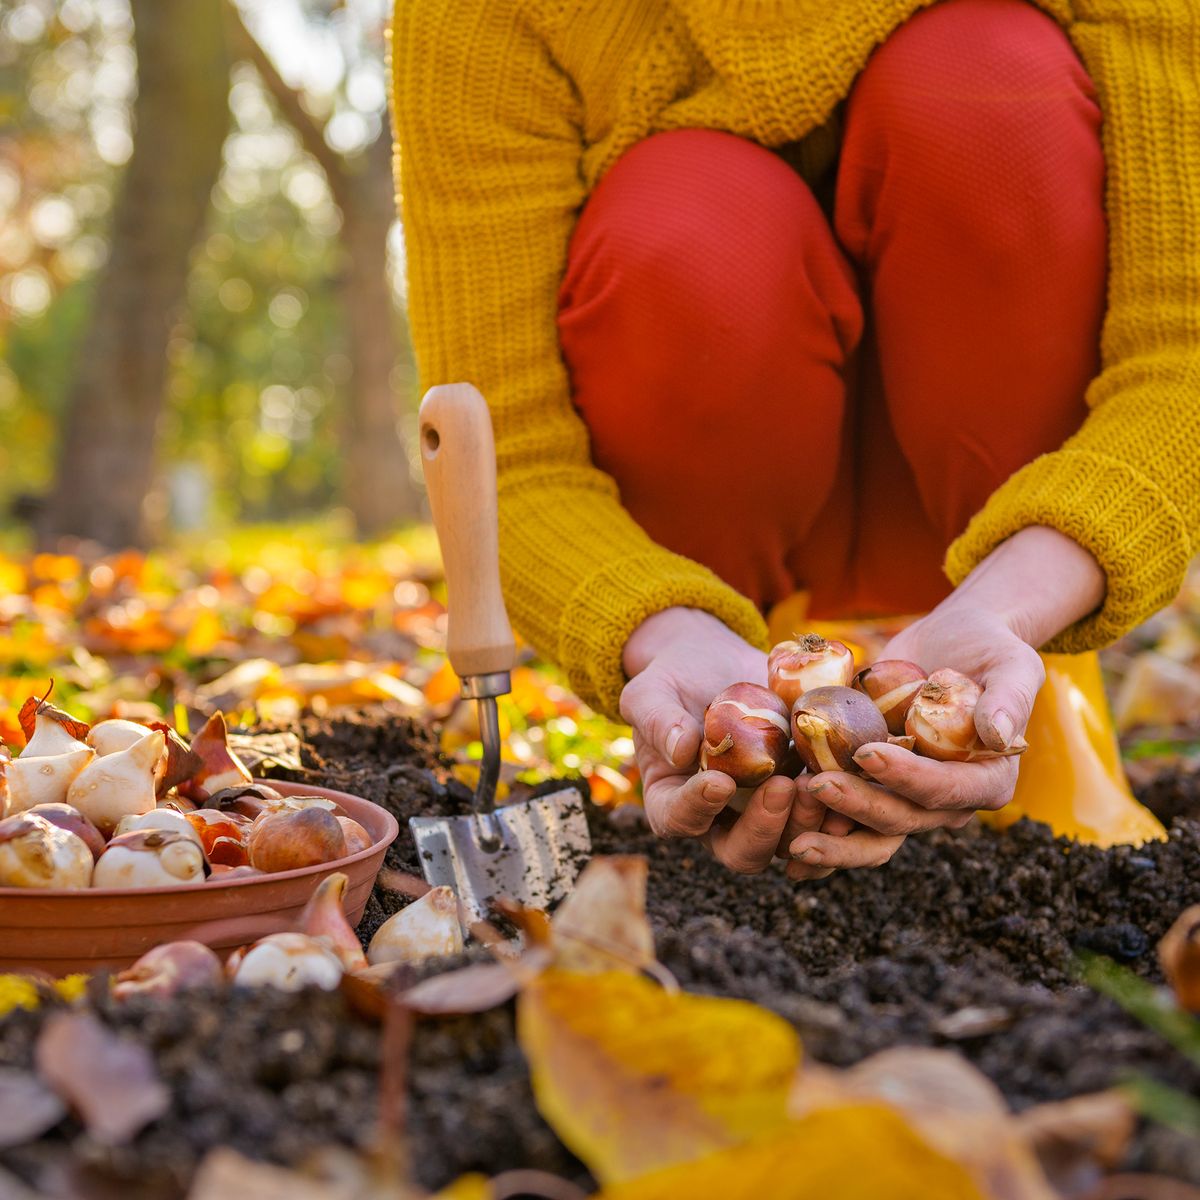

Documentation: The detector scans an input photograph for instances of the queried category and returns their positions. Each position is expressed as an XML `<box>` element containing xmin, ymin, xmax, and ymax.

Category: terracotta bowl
<box><xmin>0</xmin><ymin>782</ymin><xmax>399</xmax><ymax>976</ymax></box>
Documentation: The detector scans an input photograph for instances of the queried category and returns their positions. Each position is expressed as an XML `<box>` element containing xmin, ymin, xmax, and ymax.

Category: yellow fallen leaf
<box><xmin>431</xmin><ymin>1176</ymin><xmax>491</xmax><ymax>1200</ymax></box>
<box><xmin>596</xmin><ymin>1106</ymin><xmax>984</xmax><ymax>1200</ymax></box>
<box><xmin>518</xmin><ymin>969</ymin><xmax>799</xmax><ymax>1185</ymax></box>
<box><xmin>551</xmin><ymin>856</ymin><xmax>654</xmax><ymax>974</ymax></box>
<box><xmin>0</xmin><ymin>975</ymin><xmax>40</xmax><ymax>1018</ymax></box>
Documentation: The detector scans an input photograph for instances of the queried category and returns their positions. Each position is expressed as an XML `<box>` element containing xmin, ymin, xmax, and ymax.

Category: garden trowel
<box><xmin>408</xmin><ymin>383</ymin><xmax>591</xmax><ymax>927</ymax></box>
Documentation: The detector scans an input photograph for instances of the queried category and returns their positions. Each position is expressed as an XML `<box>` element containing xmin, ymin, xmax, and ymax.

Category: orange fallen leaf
<box><xmin>518</xmin><ymin>969</ymin><xmax>799</xmax><ymax>1185</ymax></box>
<box><xmin>1159</xmin><ymin>905</ymin><xmax>1200</xmax><ymax>1013</ymax></box>
<box><xmin>594</xmin><ymin>1106</ymin><xmax>983</xmax><ymax>1199</ymax></box>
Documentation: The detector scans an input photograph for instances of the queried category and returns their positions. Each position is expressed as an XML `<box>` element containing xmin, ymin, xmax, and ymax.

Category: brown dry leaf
<box><xmin>148</xmin><ymin>721</ymin><xmax>204</xmax><ymax>795</ymax></box>
<box><xmin>1113</xmin><ymin>651</ymin><xmax>1200</xmax><ymax>733</ymax></box>
<box><xmin>1159</xmin><ymin>904</ymin><xmax>1200</xmax><ymax>1014</ymax></box>
<box><xmin>518</xmin><ymin>968</ymin><xmax>799</xmax><ymax>1185</ymax></box>
<box><xmin>227</xmin><ymin>730</ymin><xmax>307</xmax><ymax>776</ymax></box>
<box><xmin>34</xmin><ymin>1011</ymin><xmax>170</xmax><ymax>1145</ymax></box>
<box><xmin>188</xmin><ymin>1148</ymin><xmax>356</xmax><ymax>1200</ymax></box>
<box><xmin>789</xmin><ymin>1047</ymin><xmax>1054</xmax><ymax>1200</ymax></box>
<box><xmin>551</xmin><ymin>856</ymin><xmax>654</xmax><ymax>973</ymax></box>
<box><xmin>1016</xmin><ymin>1091</ymin><xmax>1135</xmax><ymax>1198</ymax></box>
<box><xmin>595</xmin><ymin>1105</ymin><xmax>984</xmax><ymax>1200</ymax></box>
<box><xmin>402</xmin><ymin>949</ymin><xmax>553</xmax><ymax>1016</ymax></box>
<box><xmin>0</xmin><ymin>1068</ymin><xmax>66</xmax><ymax>1149</ymax></box>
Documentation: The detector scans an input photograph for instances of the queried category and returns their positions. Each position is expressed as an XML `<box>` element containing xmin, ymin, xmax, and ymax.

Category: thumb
<box><xmin>620</xmin><ymin>673</ymin><xmax>703</xmax><ymax>768</ymax></box>
<box><xmin>974</xmin><ymin>643</ymin><xmax>1045</xmax><ymax>752</ymax></box>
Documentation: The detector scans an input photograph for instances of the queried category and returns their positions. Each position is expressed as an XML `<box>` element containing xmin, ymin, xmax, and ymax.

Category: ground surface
<box><xmin>2</xmin><ymin>711</ymin><xmax>1200</xmax><ymax>1198</ymax></box>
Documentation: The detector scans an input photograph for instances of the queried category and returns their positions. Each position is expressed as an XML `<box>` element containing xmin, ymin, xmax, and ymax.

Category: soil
<box><xmin>3</xmin><ymin>711</ymin><xmax>1200</xmax><ymax>1197</ymax></box>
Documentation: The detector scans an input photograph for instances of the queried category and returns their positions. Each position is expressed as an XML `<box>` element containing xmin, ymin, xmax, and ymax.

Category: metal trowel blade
<box><xmin>408</xmin><ymin>787</ymin><xmax>591</xmax><ymax>926</ymax></box>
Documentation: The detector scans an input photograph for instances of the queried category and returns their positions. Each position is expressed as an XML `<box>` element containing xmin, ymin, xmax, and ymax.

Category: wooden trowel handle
<box><xmin>419</xmin><ymin>383</ymin><xmax>516</xmax><ymax>681</ymax></box>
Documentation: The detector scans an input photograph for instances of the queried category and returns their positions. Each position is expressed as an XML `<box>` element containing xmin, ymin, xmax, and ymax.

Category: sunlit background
<box><xmin>1</xmin><ymin>0</ymin><xmax>412</xmax><ymax>534</ymax></box>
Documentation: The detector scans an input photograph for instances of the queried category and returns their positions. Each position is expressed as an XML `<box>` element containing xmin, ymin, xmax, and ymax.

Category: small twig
<box><xmin>373</xmin><ymin>997</ymin><xmax>414</xmax><ymax>1190</ymax></box>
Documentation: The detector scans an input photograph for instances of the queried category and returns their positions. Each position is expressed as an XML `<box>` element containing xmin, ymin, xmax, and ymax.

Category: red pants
<box><xmin>558</xmin><ymin>0</ymin><xmax>1106</xmax><ymax>619</ymax></box>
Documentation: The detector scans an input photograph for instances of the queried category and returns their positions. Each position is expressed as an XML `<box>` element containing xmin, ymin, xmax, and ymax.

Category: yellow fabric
<box><xmin>390</xmin><ymin>0</ymin><xmax>1199</xmax><ymax>717</ymax></box>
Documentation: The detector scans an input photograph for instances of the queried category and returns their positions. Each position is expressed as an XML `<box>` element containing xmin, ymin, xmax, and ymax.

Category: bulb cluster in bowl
<box><xmin>0</xmin><ymin>693</ymin><xmax>372</xmax><ymax>889</ymax></box>
<box><xmin>700</xmin><ymin>633</ymin><xmax>1027</xmax><ymax>787</ymax></box>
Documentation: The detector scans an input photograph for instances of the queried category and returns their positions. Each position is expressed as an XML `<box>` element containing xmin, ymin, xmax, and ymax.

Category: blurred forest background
<box><xmin>1</xmin><ymin>0</ymin><xmax>418</xmax><ymax>549</ymax></box>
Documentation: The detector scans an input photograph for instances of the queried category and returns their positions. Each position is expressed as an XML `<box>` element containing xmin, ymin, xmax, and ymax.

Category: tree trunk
<box><xmin>38</xmin><ymin>0</ymin><xmax>229</xmax><ymax>550</ymax></box>
<box><xmin>338</xmin><ymin>133</ymin><xmax>423</xmax><ymax>537</ymax></box>
<box><xmin>226</xmin><ymin>6</ymin><xmax>422</xmax><ymax>537</ymax></box>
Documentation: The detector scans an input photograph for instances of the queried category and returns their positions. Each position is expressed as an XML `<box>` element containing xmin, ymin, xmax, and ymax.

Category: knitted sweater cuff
<box><xmin>944</xmin><ymin>449</ymin><xmax>1192</xmax><ymax>653</ymax></box>
<box><xmin>556</xmin><ymin>553</ymin><xmax>770</xmax><ymax>719</ymax></box>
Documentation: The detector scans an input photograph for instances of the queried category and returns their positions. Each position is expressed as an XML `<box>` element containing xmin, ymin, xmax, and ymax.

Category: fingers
<box><xmin>707</xmin><ymin>776</ymin><xmax>796</xmax><ymax>874</ymax></box>
<box><xmin>974</xmin><ymin>642</ymin><xmax>1045</xmax><ymax>752</ymax></box>
<box><xmin>786</xmin><ymin>827</ymin><xmax>907</xmax><ymax>878</ymax></box>
<box><xmin>774</xmin><ymin>785</ymin><xmax>828</xmax><ymax>856</ymax></box>
<box><xmin>619</xmin><ymin>674</ymin><xmax>701</xmax><ymax>769</ymax></box>
<box><xmin>806</xmin><ymin>774</ymin><xmax>968</xmax><ymax>835</ymax></box>
<box><xmin>642</xmin><ymin>769</ymin><xmax>735</xmax><ymax>839</ymax></box>
<box><xmin>850</xmin><ymin>743</ymin><xmax>1019</xmax><ymax>812</ymax></box>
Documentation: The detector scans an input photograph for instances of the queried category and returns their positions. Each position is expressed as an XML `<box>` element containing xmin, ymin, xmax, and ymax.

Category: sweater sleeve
<box><xmin>945</xmin><ymin>1</ymin><xmax>1200</xmax><ymax>651</ymax></box>
<box><xmin>390</xmin><ymin>0</ymin><xmax>769</xmax><ymax>717</ymax></box>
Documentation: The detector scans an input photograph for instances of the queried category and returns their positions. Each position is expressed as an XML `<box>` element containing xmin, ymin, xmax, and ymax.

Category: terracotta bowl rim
<box><xmin>0</xmin><ymin>781</ymin><xmax>399</xmax><ymax>900</ymax></box>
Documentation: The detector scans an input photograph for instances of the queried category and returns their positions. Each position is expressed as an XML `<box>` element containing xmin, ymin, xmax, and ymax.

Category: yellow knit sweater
<box><xmin>391</xmin><ymin>0</ymin><xmax>1199</xmax><ymax>718</ymax></box>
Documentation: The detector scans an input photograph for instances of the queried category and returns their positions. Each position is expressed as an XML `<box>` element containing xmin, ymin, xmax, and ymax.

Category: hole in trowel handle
<box><xmin>422</xmin><ymin>424</ymin><xmax>440</xmax><ymax>456</ymax></box>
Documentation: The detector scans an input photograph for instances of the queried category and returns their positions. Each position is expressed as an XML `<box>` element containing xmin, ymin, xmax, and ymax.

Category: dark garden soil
<box><xmin>3</xmin><ymin>710</ymin><xmax>1200</xmax><ymax>1198</ymax></box>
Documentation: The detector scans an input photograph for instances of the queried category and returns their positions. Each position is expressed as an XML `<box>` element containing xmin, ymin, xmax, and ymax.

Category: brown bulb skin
<box><xmin>853</xmin><ymin>660</ymin><xmax>927</xmax><ymax>736</ymax></box>
<box><xmin>791</xmin><ymin>686</ymin><xmax>888</xmax><ymax>775</ymax></box>
<box><xmin>699</xmin><ymin>683</ymin><xmax>791</xmax><ymax>788</ymax></box>
<box><xmin>248</xmin><ymin>807</ymin><xmax>348</xmax><ymax>874</ymax></box>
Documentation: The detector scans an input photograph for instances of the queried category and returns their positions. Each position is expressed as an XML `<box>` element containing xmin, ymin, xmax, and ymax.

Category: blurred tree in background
<box><xmin>0</xmin><ymin>0</ymin><xmax>420</xmax><ymax>547</ymax></box>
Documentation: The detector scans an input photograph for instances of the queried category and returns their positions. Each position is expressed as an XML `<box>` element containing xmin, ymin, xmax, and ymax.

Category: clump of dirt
<box><xmin>3</xmin><ymin>713</ymin><xmax>1199</xmax><ymax>1197</ymax></box>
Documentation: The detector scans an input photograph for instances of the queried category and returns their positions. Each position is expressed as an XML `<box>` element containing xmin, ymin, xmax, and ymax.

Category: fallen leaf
<box><xmin>551</xmin><ymin>856</ymin><xmax>654</xmax><ymax>974</ymax></box>
<box><xmin>0</xmin><ymin>1069</ymin><xmax>66</xmax><ymax>1149</ymax></box>
<box><xmin>1015</xmin><ymin>1091</ymin><xmax>1134</xmax><ymax>1198</ymax></box>
<box><xmin>518</xmin><ymin>969</ymin><xmax>799</xmax><ymax>1185</ymax></box>
<box><xmin>1113</xmin><ymin>652</ymin><xmax>1200</xmax><ymax>734</ymax></box>
<box><xmin>595</xmin><ymin>1106</ymin><xmax>984</xmax><ymax>1200</ymax></box>
<box><xmin>17</xmin><ymin>689</ymin><xmax>89</xmax><ymax>746</ymax></box>
<box><xmin>35</xmin><ymin>1011</ymin><xmax>170</xmax><ymax>1145</ymax></box>
<box><xmin>227</xmin><ymin>729</ymin><xmax>307</xmax><ymax>776</ymax></box>
<box><xmin>188</xmin><ymin>1148</ymin><xmax>354</xmax><ymax>1200</ymax></box>
<box><xmin>1159</xmin><ymin>905</ymin><xmax>1200</xmax><ymax>1014</ymax></box>
<box><xmin>402</xmin><ymin>953</ymin><xmax>553</xmax><ymax>1016</ymax></box>
<box><xmin>790</xmin><ymin>1048</ymin><xmax>1053</xmax><ymax>1200</ymax></box>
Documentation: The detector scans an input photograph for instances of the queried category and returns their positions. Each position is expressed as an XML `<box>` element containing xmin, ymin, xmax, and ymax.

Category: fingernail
<box><xmin>808</xmin><ymin>778</ymin><xmax>838</xmax><ymax>796</ymax></box>
<box><xmin>853</xmin><ymin>748</ymin><xmax>881</xmax><ymax>773</ymax></box>
<box><xmin>665</xmin><ymin>725</ymin><xmax>683</xmax><ymax>765</ymax></box>
<box><xmin>702</xmin><ymin>777</ymin><xmax>731</xmax><ymax>802</ymax></box>
<box><xmin>791</xmin><ymin>848</ymin><xmax>823</xmax><ymax>866</ymax></box>
<box><xmin>764</xmin><ymin>781</ymin><xmax>791</xmax><ymax>814</ymax></box>
<box><xmin>991</xmin><ymin>710</ymin><xmax>1014</xmax><ymax>748</ymax></box>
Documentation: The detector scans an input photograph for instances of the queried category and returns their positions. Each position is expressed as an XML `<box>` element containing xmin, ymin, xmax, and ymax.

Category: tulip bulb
<box><xmin>1158</xmin><ymin>905</ymin><xmax>1200</xmax><ymax>1014</ymax></box>
<box><xmin>113</xmin><ymin>941</ymin><xmax>224</xmax><ymax>1001</ymax></box>
<box><xmin>791</xmin><ymin>686</ymin><xmax>889</xmax><ymax>775</ymax></box>
<box><xmin>853</xmin><ymin>660</ymin><xmax>927</xmax><ymax>736</ymax></box>
<box><xmin>87</xmin><ymin>718</ymin><xmax>156</xmax><ymax>758</ymax></box>
<box><xmin>202</xmin><ymin>782</ymin><xmax>285</xmax><ymax>821</ymax></box>
<box><xmin>297</xmin><ymin>872</ymin><xmax>368</xmax><ymax>971</ymax></box>
<box><xmin>93</xmin><ymin>828</ymin><xmax>208</xmax><ymax>888</ymax></box>
<box><xmin>18</xmin><ymin>691</ymin><xmax>89</xmax><ymax>758</ymax></box>
<box><xmin>66</xmin><ymin>731</ymin><xmax>163</xmax><ymax>836</ymax></box>
<box><xmin>208</xmin><ymin>864</ymin><xmax>264</xmax><ymax>880</ymax></box>
<box><xmin>3</xmin><ymin>748</ymin><xmax>94</xmax><ymax>815</ymax></box>
<box><xmin>699</xmin><ymin>683</ymin><xmax>791</xmax><ymax>787</ymax></box>
<box><xmin>0</xmin><ymin>812</ymin><xmax>93</xmax><ymax>889</ymax></box>
<box><xmin>22</xmin><ymin>715</ymin><xmax>89</xmax><ymax>759</ymax></box>
<box><xmin>336</xmin><ymin>816</ymin><xmax>372</xmax><ymax>856</ymax></box>
<box><xmin>248</xmin><ymin>807</ymin><xmax>347</xmax><ymax>874</ymax></box>
<box><xmin>367</xmin><ymin>886</ymin><xmax>464</xmax><ymax>966</ymax></box>
<box><xmin>114</xmin><ymin>808</ymin><xmax>203</xmax><ymax>845</ymax></box>
<box><xmin>26</xmin><ymin>802</ymin><xmax>106</xmax><ymax>861</ymax></box>
<box><xmin>768</xmin><ymin>634</ymin><xmax>856</xmax><ymax>709</ymax></box>
<box><xmin>228</xmin><ymin>933</ymin><xmax>345</xmax><ymax>992</ymax></box>
<box><xmin>905</xmin><ymin>669</ymin><xmax>1028</xmax><ymax>763</ymax></box>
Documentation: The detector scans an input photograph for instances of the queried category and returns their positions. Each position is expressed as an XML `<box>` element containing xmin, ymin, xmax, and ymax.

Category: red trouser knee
<box><xmin>558</xmin><ymin>0</ymin><xmax>1106</xmax><ymax>619</ymax></box>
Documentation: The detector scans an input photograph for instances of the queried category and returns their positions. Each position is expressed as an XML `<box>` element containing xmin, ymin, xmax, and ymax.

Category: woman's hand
<box><xmin>620</xmin><ymin>607</ymin><xmax>802</xmax><ymax>873</ymax></box>
<box><xmin>788</xmin><ymin>526</ymin><xmax>1106</xmax><ymax>881</ymax></box>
